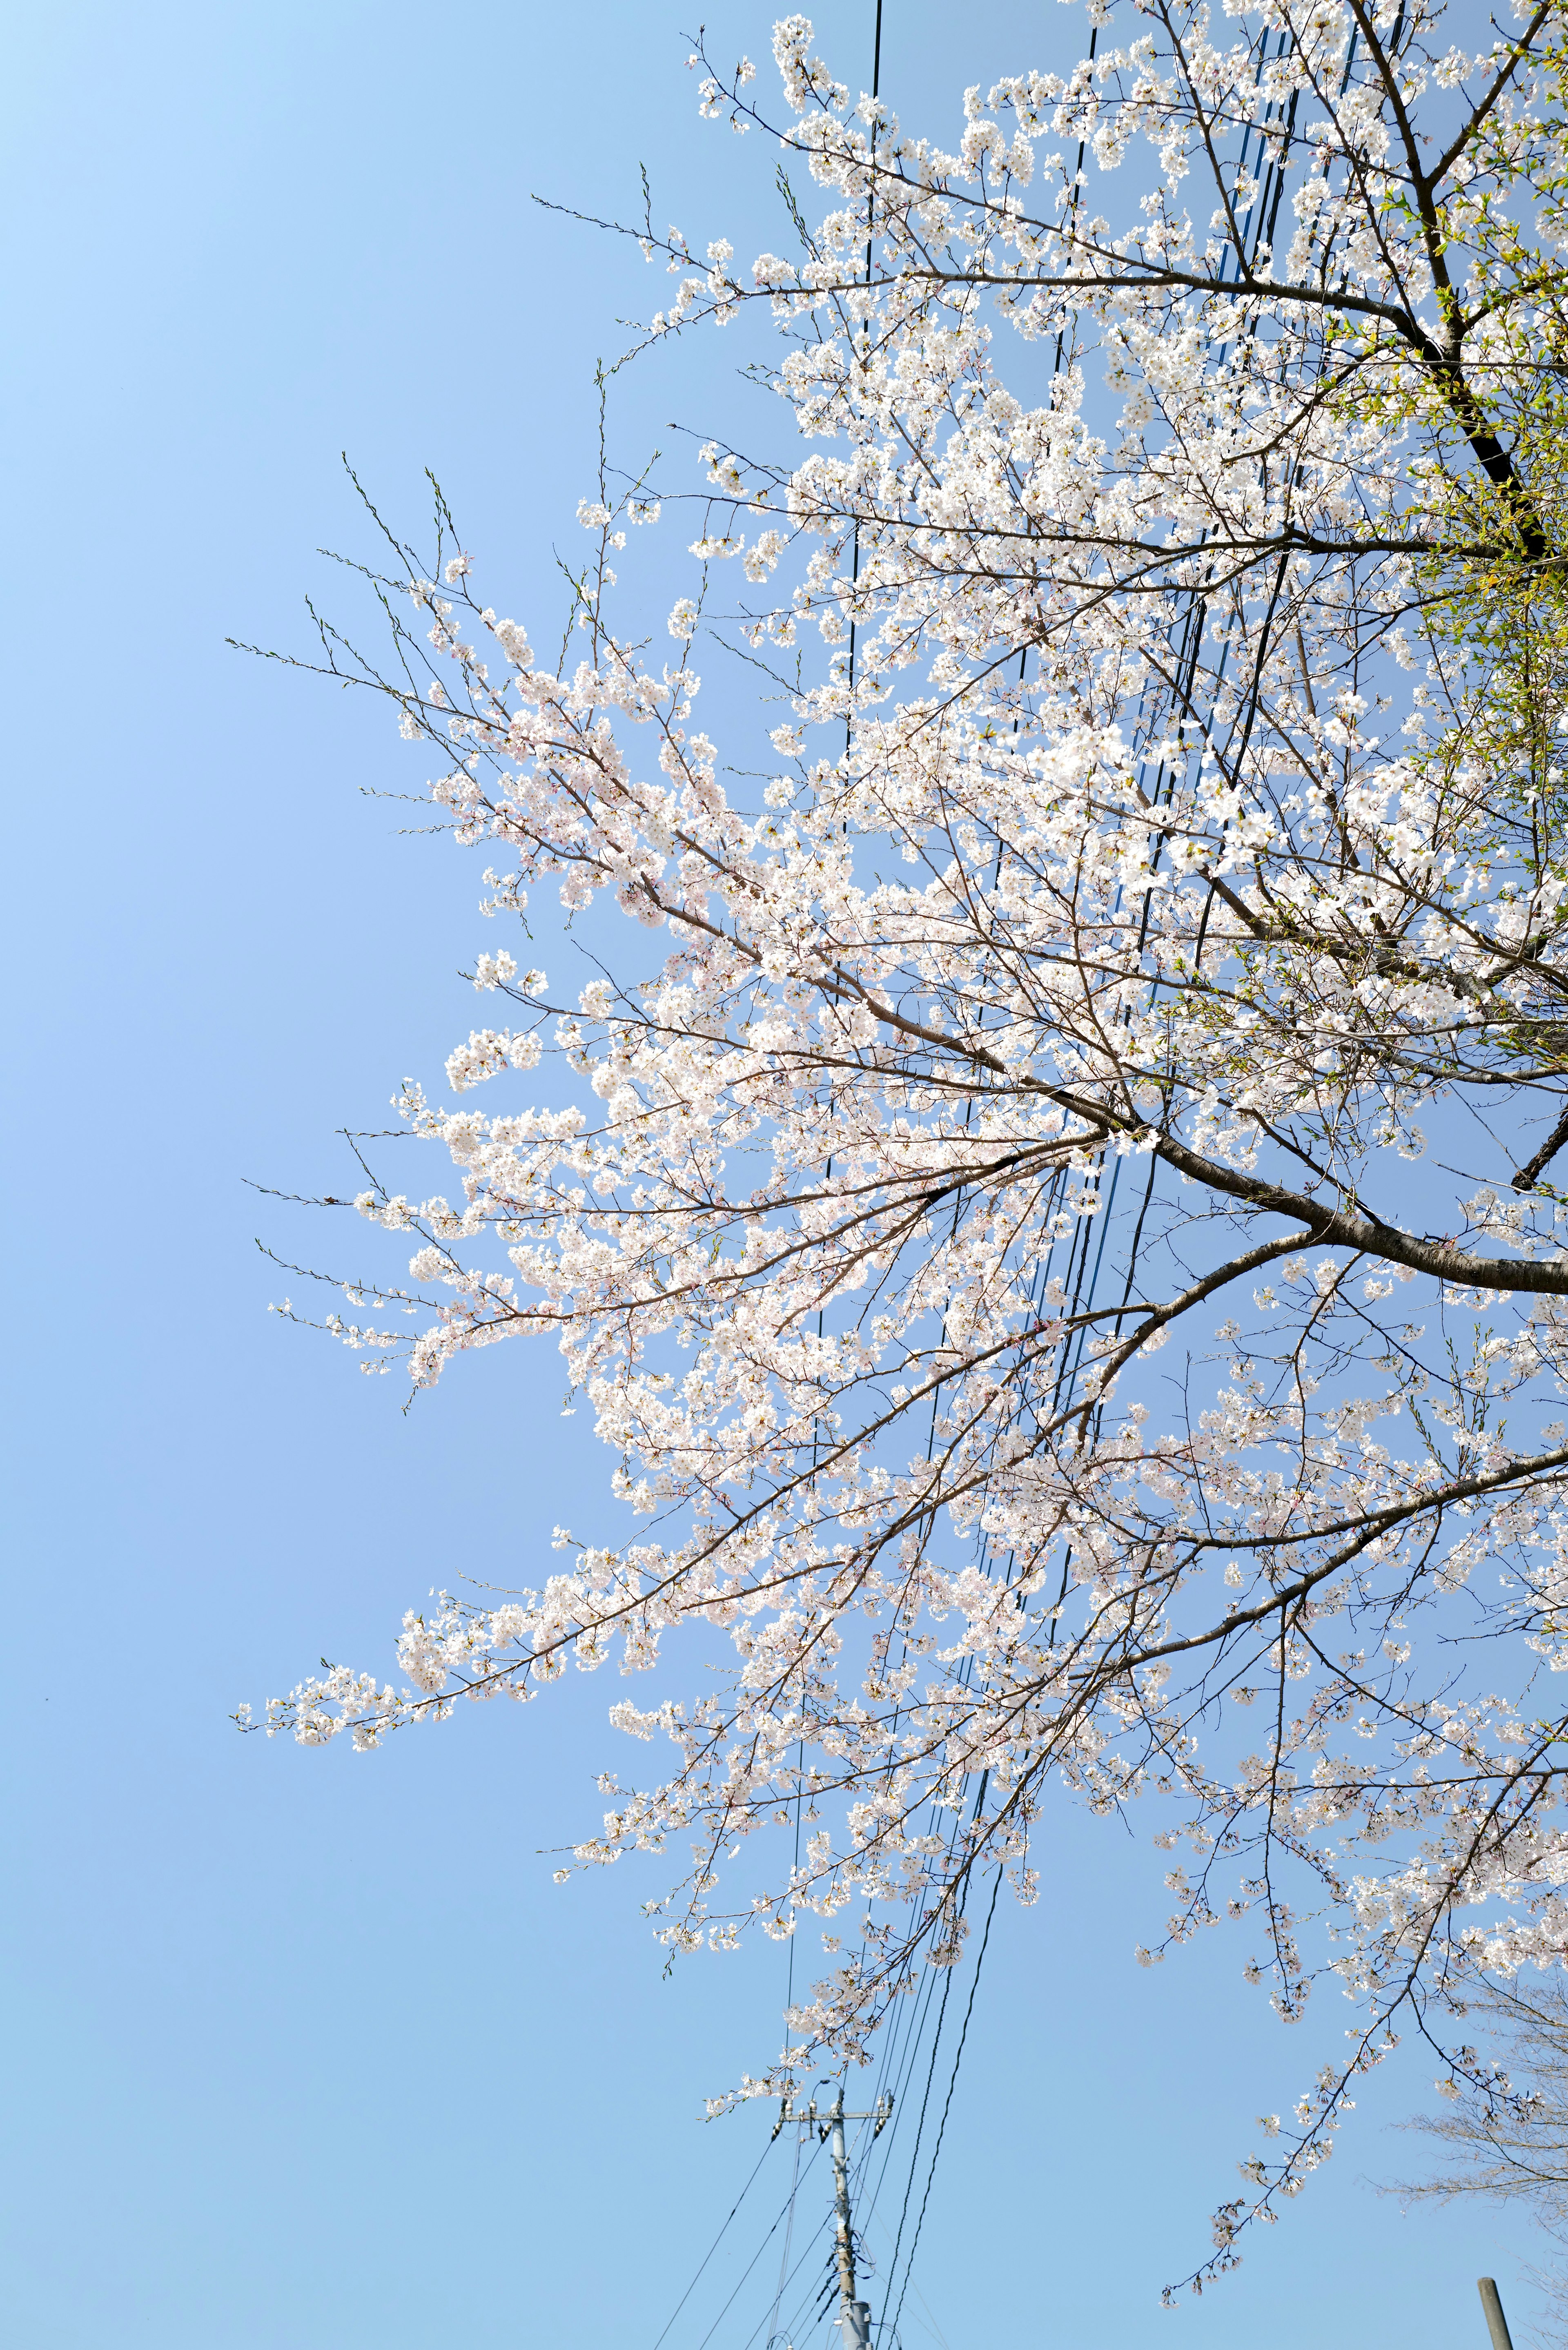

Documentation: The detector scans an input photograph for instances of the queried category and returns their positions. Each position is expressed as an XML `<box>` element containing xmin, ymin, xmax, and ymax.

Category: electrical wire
<box><xmin>693</xmin><ymin>2158</ymin><xmax>829</xmax><ymax>2350</ymax></box>
<box><xmin>649</xmin><ymin>7</ymin><xmax>1310</xmax><ymax>2341</ymax></box>
<box><xmin>649</xmin><ymin>2138</ymin><xmax>779</xmax><ymax>2350</ymax></box>
<box><xmin>883</xmin><ymin>1869</ymin><xmax>1002</xmax><ymax>2345</ymax></box>
<box><xmin>765</xmin><ymin>2122</ymin><xmax>804</xmax><ymax>2348</ymax></box>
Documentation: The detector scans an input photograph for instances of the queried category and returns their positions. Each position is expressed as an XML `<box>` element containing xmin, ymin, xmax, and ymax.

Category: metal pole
<box><xmin>828</xmin><ymin>2087</ymin><xmax>872</xmax><ymax>2350</ymax></box>
<box><xmin>1479</xmin><ymin>2280</ymin><xmax>1516</xmax><ymax>2350</ymax></box>
<box><xmin>771</xmin><ymin>2087</ymin><xmax>888</xmax><ymax>2350</ymax></box>
<box><xmin>829</xmin><ymin>2088</ymin><xmax>858</xmax><ymax>2331</ymax></box>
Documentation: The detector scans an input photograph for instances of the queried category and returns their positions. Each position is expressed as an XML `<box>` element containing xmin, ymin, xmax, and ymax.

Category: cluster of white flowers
<box><xmin>260</xmin><ymin>0</ymin><xmax>1568</xmax><ymax>2294</ymax></box>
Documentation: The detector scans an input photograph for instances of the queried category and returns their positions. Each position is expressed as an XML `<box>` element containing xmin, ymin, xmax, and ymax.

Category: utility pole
<box><xmin>1479</xmin><ymin>2279</ymin><xmax>1516</xmax><ymax>2350</ymax></box>
<box><xmin>775</xmin><ymin>2085</ymin><xmax>893</xmax><ymax>2350</ymax></box>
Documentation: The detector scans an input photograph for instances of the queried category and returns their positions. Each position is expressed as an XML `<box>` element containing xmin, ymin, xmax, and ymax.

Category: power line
<box><xmin>884</xmin><ymin>1870</ymin><xmax>1002</xmax><ymax>2345</ymax></box>
<box><xmin>649</xmin><ymin>2137</ymin><xmax>777</xmax><ymax>2350</ymax></box>
<box><xmin>652</xmin><ymin>5</ymin><xmax>1298</xmax><ymax>2339</ymax></box>
<box><xmin>693</xmin><ymin>2169</ymin><xmax>826</xmax><ymax>2350</ymax></box>
<box><xmin>765</xmin><ymin>2117</ymin><xmax>804</xmax><ymax>2347</ymax></box>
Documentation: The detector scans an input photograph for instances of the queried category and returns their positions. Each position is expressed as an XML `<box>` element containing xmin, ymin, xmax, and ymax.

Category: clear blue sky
<box><xmin>1</xmin><ymin>4</ymin><xmax>1544</xmax><ymax>2346</ymax></box>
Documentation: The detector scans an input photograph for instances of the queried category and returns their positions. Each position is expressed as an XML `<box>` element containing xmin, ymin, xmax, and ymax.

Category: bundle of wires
<box><xmin>639</xmin><ymin>7</ymin><xmax>1320</xmax><ymax>2341</ymax></box>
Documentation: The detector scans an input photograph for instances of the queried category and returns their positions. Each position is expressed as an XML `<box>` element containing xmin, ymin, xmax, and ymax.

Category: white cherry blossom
<box><xmin>250</xmin><ymin>0</ymin><xmax>1568</xmax><ymax>2293</ymax></box>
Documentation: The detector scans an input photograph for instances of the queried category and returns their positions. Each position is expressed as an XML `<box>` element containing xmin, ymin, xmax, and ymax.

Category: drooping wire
<box><xmin>675</xmin><ymin>11</ymin><xmax>1318</xmax><ymax>2346</ymax></box>
<box><xmin>869</xmin><ymin>1929</ymin><xmax>963</xmax><ymax>2329</ymax></box>
<box><xmin>692</xmin><ymin>2142</ymin><xmax>828</xmax><ymax>2350</ymax></box>
<box><xmin>747</xmin><ymin>2202</ymin><xmax>835</xmax><ymax>2350</ymax></box>
<box><xmin>856</xmin><ymin>17</ymin><xmax>1315</xmax><ymax>2334</ymax></box>
<box><xmin>765</xmin><ymin>2120</ymin><xmax>805</xmax><ymax>2348</ymax></box>
<box><xmin>650</xmin><ymin>2137</ymin><xmax>779</xmax><ymax>2350</ymax></box>
<box><xmin>883</xmin><ymin>1868</ymin><xmax>1003</xmax><ymax>2344</ymax></box>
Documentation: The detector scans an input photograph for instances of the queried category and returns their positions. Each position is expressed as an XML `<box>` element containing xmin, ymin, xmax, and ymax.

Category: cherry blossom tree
<box><xmin>247</xmin><ymin>0</ymin><xmax>1568</xmax><ymax>2291</ymax></box>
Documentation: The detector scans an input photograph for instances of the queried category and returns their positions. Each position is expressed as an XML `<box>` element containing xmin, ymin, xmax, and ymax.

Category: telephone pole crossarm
<box><xmin>773</xmin><ymin>2091</ymin><xmax>892</xmax><ymax>2137</ymax></box>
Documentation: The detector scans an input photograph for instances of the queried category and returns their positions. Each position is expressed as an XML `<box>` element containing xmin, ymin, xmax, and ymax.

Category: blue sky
<box><xmin>1</xmin><ymin>4</ymin><xmax>1546</xmax><ymax>2346</ymax></box>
